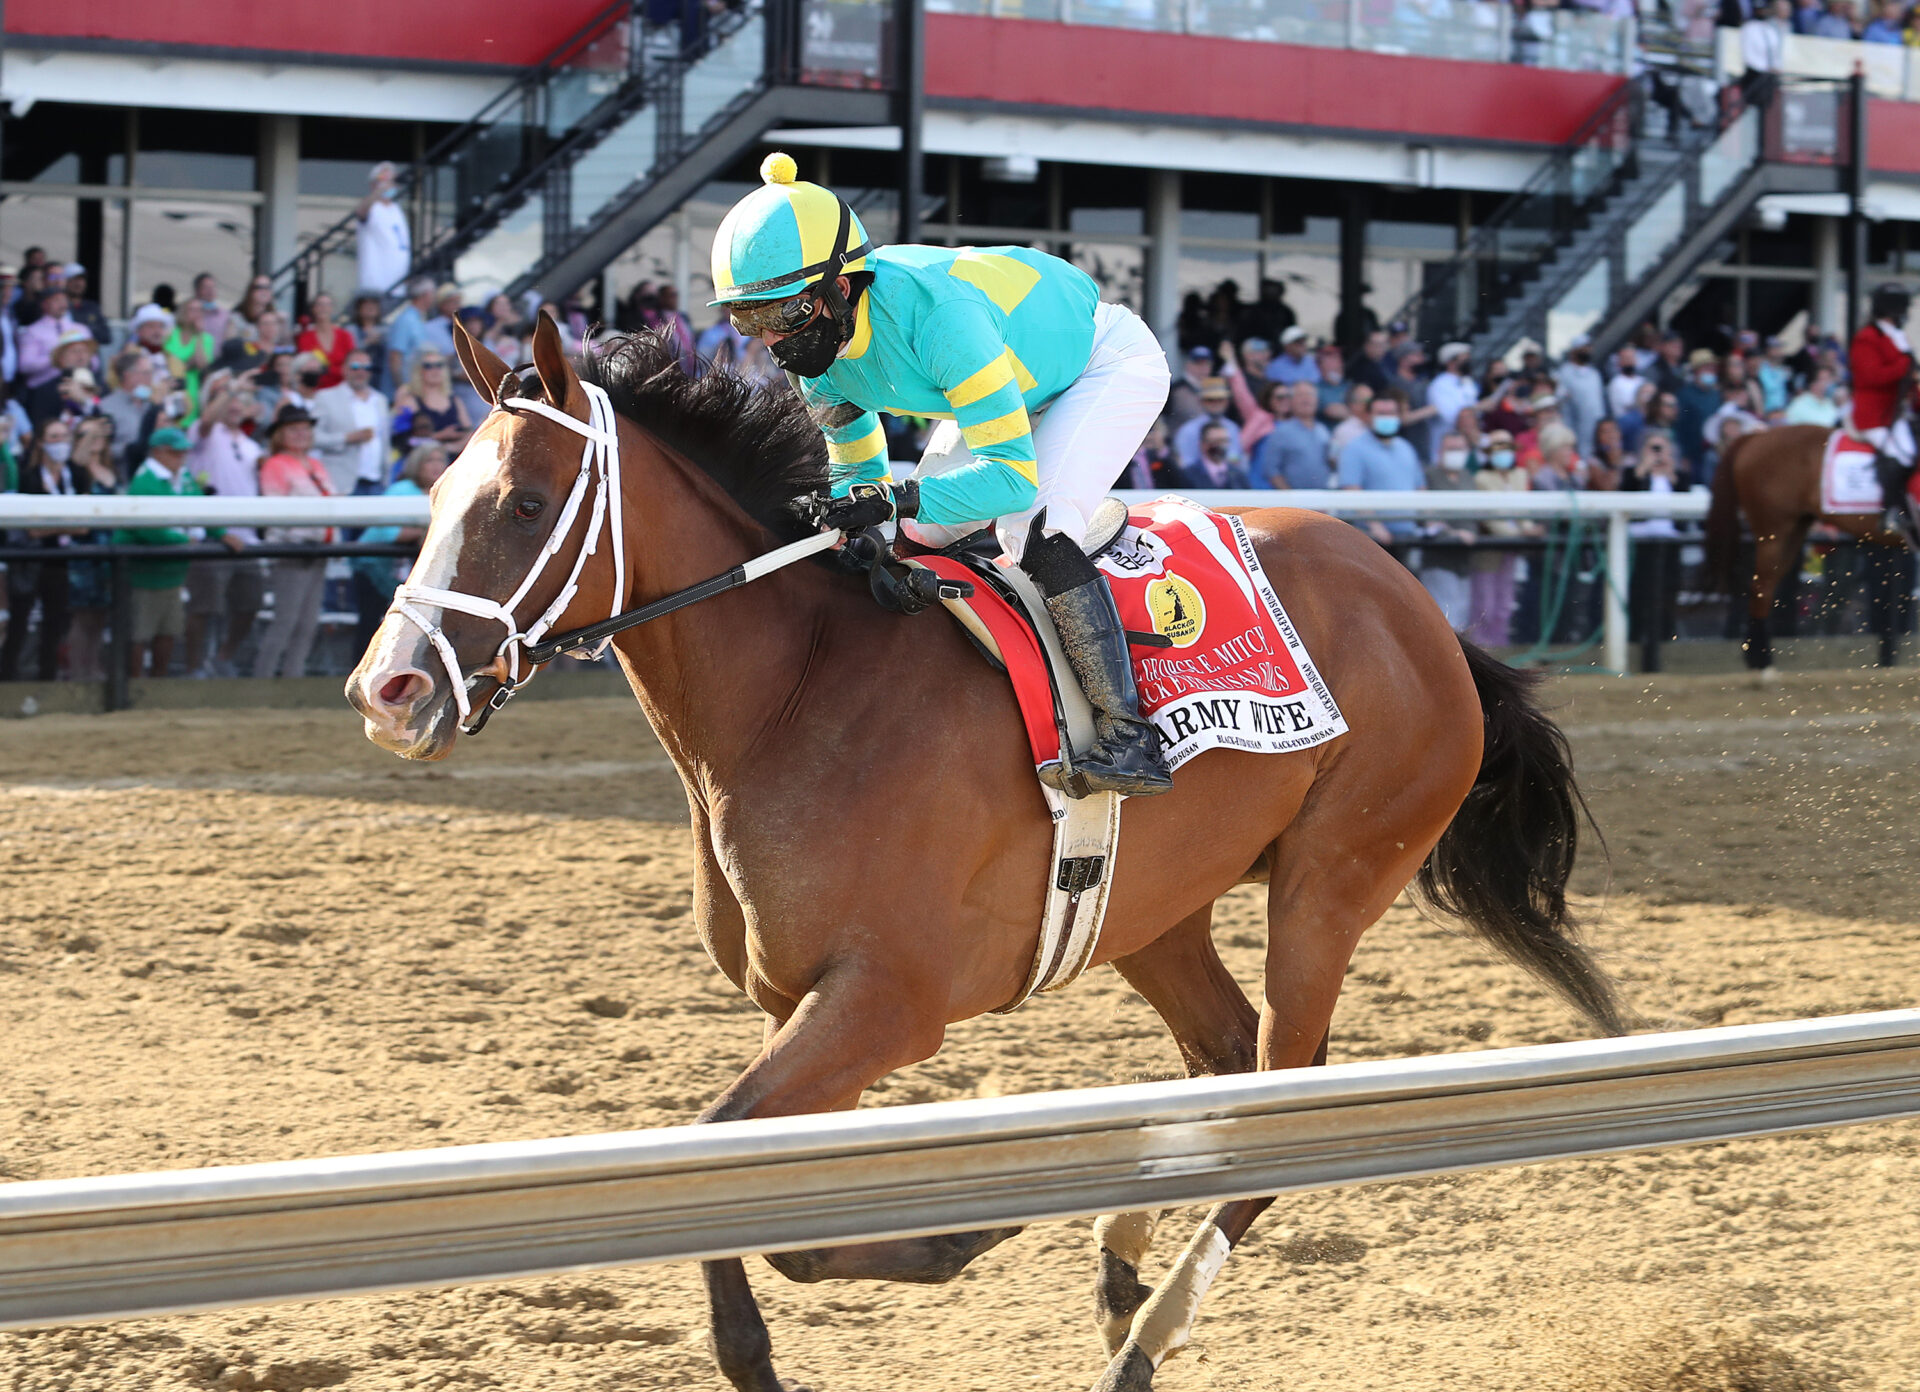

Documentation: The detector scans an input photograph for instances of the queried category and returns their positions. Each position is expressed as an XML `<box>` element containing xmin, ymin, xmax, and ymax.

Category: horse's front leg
<box><xmin>696</xmin><ymin>961</ymin><xmax>969</xmax><ymax>1391</ymax></box>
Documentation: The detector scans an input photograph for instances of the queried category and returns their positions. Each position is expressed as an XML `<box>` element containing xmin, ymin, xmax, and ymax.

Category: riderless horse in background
<box><xmin>348</xmin><ymin>316</ymin><xmax>1623</xmax><ymax>1392</ymax></box>
<box><xmin>1707</xmin><ymin>424</ymin><xmax>1914</xmax><ymax>672</ymax></box>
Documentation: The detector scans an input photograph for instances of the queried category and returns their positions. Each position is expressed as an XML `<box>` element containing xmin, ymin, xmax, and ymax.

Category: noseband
<box><xmin>389</xmin><ymin>376</ymin><xmax>843</xmax><ymax>737</ymax></box>
<box><xmin>393</xmin><ymin>380</ymin><xmax>627</xmax><ymax>734</ymax></box>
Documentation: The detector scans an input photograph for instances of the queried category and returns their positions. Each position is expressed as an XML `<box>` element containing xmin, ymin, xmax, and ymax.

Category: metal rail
<box><xmin>2</xmin><ymin>1010</ymin><xmax>1917</xmax><ymax>1330</ymax></box>
<box><xmin>0</xmin><ymin>488</ymin><xmax>1720</xmax><ymax>678</ymax></box>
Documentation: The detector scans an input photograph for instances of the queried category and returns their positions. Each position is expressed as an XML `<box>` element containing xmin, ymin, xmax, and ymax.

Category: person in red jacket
<box><xmin>1850</xmin><ymin>283</ymin><xmax>1915</xmax><ymax>530</ymax></box>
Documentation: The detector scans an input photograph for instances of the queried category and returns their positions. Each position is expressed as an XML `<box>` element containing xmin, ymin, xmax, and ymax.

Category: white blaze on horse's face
<box><xmin>347</xmin><ymin>430</ymin><xmax>510</xmax><ymax>759</ymax></box>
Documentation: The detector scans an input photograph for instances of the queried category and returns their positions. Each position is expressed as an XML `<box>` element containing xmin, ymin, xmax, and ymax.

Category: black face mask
<box><xmin>300</xmin><ymin>370</ymin><xmax>325</xmax><ymax>389</ymax></box>
<box><xmin>768</xmin><ymin>301</ymin><xmax>844</xmax><ymax>378</ymax></box>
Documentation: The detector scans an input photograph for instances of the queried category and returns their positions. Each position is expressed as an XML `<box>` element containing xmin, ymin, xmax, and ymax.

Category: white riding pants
<box><xmin>903</xmin><ymin>301</ymin><xmax>1170</xmax><ymax>562</ymax></box>
<box><xmin>1860</xmin><ymin>422</ymin><xmax>1916</xmax><ymax>468</ymax></box>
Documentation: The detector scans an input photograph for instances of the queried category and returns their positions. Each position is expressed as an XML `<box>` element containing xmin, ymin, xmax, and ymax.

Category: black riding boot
<box><xmin>1022</xmin><ymin>531</ymin><xmax>1174</xmax><ymax>798</ymax></box>
<box><xmin>1877</xmin><ymin>453</ymin><xmax>1918</xmax><ymax>542</ymax></box>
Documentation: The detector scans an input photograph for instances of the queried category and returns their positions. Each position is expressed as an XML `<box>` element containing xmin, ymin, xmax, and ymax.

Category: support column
<box><xmin>76</xmin><ymin>150</ymin><xmax>106</xmax><ymax>289</ymax></box>
<box><xmin>1813</xmin><ymin>214</ymin><xmax>1841</xmax><ymax>337</ymax></box>
<box><xmin>257</xmin><ymin>114</ymin><xmax>300</xmax><ymax>311</ymax></box>
<box><xmin>895</xmin><ymin>0</ymin><xmax>924</xmax><ymax>243</ymax></box>
<box><xmin>1845</xmin><ymin>68</ymin><xmax>1869</xmax><ymax>341</ymax></box>
<box><xmin>1145</xmin><ymin>169</ymin><xmax>1181</xmax><ymax>362</ymax></box>
<box><xmin>1338</xmin><ymin>185</ymin><xmax>1370</xmax><ymax>353</ymax></box>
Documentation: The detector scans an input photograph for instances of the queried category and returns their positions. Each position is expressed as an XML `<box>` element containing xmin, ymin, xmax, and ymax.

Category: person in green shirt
<box><xmin>114</xmin><ymin>427</ymin><xmax>237</xmax><ymax>677</ymax></box>
<box><xmin>164</xmin><ymin>300</ymin><xmax>219</xmax><ymax>421</ymax></box>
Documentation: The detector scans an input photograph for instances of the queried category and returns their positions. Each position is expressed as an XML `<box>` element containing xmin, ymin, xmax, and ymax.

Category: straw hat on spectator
<box><xmin>1438</xmin><ymin>341</ymin><xmax>1471</xmax><ymax>365</ymax></box>
<box><xmin>1198</xmin><ymin>376</ymin><xmax>1231</xmax><ymax>405</ymax></box>
<box><xmin>1280</xmin><ymin>326</ymin><xmax>1309</xmax><ymax>347</ymax></box>
<box><xmin>130</xmin><ymin>303</ymin><xmax>174</xmax><ymax>332</ymax></box>
<box><xmin>1687</xmin><ymin>348</ymin><xmax>1717</xmax><ymax>368</ymax></box>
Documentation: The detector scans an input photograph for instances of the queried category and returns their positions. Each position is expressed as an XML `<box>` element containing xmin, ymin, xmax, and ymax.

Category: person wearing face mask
<box><xmin>1425</xmin><ymin>343</ymin><xmax>1482</xmax><ymax>465</ymax></box>
<box><xmin>712</xmin><ymin>153</ymin><xmax>1176</xmax><ymax>796</ymax></box>
<box><xmin>1418</xmin><ymin>432</ymin><xmax>1479</xmax><ymax>632</ymax></box>
<box><xmin>1468</xmin><ymin>429</ymin><xmax>1532</xmax><ymax>648</ymax></box>
<box><xmin>1606</xmin><ymin>344</ymin><xmax>1645</xmax><ymax>421</ymax></box>
<box><xmin>1554</xmin><ymin>334</ymin><xmax>1606</xmax><ymax>457</ymax></box>
<box><xmin>355</xmin><ymin>161</ymin><xmax>413</xmax><ymax>299</ymax></box>
<box><xmin>99</xmin><ymin>351</ymin><xmax>159</xmax><ymax>475</ymax></box>
<box><xmin>1337</xmin><ymin>392</ymin><xmax>1426</xmax><ymax>547</ymax></box>
<box><xmin>0</xmin><ymin>421</ymin><xmax>85</xmax><ymax>681</ymax></box>
<box><xmin>1674</xmin><ymin>348</ymin><xmax>1723</xmax><ymax>477</ymax></box>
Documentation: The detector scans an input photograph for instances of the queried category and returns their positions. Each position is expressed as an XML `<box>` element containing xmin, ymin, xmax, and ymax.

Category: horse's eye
<box><xmin>513</xmin><ymin>495</ymin><xmax>545</xmax><ymax>521</ymax></box>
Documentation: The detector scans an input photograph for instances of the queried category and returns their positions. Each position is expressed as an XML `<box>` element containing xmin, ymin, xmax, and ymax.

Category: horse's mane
<box><xmin>571</xmin><ymin>328</ymin><xmax>828</xmax><ymax>540</ymax></box>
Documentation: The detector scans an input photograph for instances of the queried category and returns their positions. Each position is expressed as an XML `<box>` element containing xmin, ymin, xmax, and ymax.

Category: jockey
<box><xmin>710</xmin><ymin>153</ymin><xmax>1174</xmax><ymax>796</ymax></box>
<box><xmin>1848</xmin><ymin>282</ymin><xmax>1916</xmax><ymax>528</ymax></box>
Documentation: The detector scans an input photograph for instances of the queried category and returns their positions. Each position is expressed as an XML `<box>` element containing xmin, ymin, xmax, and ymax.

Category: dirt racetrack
<box><xmin>2</xmin><ymin>669</ymin><xmax>1917</xmax><ymax>1392</ymax></box>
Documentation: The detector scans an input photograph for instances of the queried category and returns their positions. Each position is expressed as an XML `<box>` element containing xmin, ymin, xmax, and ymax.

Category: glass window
<box><xmin>0</xmin><ymin>198</ymin><xmax>79</xmax><ymax>274</ymax></box>
<box><xmin>1070</xmin><ymin>206</ymin><xmax>1144</xmax><ymax>237</ymax></box>
<box><xmin>1070</xmin><ymin>243</ymin><xmax>1144</xmax><ymax>310</ymax></box>
<box><xmin>133</xmin><ymin>152</ymin><xmax>256</xmax><ymax>192</ymax></box>
<box><xmin>128</xmin><ymin>200</ymin><xmax>255</xmax><ymax>318</ymax></box>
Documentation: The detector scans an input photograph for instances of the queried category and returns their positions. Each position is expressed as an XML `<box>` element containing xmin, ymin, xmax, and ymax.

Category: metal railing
<box><xmin>273</xmin><ymin>0</ymin><xmax>890</xmax><ymax>309</ymax></box>
<box><xmin>1395</xmin><ymin>75</ymin><xmax>1646</xmax><ymax>355</ymax></box>
<box><xmin>2</xmin><ymin>1008</ymin><xmax>1916</xmax><ymax>1328</ymax></box>
<box><xmin>271</xmin><ymin>0</ymin><xmax>649</xmax><ymax>308</ymax></box>
<box><xmin>926</xmin><ymin>0</ymin><xmax>1636</xmax><ymax>75</ymax></box>
<box><xmin>5</xmin><ymin>489</ymin><xmax>1909</xmax><ymax>694</ymax></box>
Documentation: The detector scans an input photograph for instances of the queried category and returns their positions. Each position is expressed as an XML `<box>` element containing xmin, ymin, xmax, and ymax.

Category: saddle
<box><xmin>847</xmin><ymin>499</ymin><xmax>1142</xmax><ymax>1011</ymax></box>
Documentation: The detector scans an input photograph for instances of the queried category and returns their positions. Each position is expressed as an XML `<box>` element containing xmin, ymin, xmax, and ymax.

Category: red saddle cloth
<box><xmin>916</xmin><ymin>496</ymin><xmax>1347</xmax><ymax>774</ymax></box>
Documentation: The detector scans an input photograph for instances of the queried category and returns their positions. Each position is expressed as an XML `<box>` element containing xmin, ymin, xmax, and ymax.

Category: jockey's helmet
<box><xmin>1870</xmin><ymin>282</ymin><xmax>1912</xmax><ymax>326</ymax></box>
<box><xmin>708</xmin><ymin>152</ymin><xmax>872</xmax><ymax>307</ymax></box>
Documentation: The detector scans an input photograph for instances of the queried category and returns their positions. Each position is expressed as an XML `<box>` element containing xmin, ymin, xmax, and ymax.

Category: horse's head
<box><xmin>348</xmin><ymin>313</ymin><xmax>625</xmax><ymax>759</ymax></box>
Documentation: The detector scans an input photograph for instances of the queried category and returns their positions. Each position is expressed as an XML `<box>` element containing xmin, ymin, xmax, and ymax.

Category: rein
<box><xmin>393</xmin><ymin>379</ymin><xmax>838</xmax><ymax>736</ymax></box>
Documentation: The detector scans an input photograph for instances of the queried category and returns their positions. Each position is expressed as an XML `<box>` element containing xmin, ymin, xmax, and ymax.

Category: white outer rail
<box><xmin>2</xmin><ymin>1009</ymin><xmax>1916</xmax><ymax>1331</ymax></box>
<box><xmin>0</xmin><ymin>490</ymin><xmax>1714</xmax><ymax>674</ymax></box>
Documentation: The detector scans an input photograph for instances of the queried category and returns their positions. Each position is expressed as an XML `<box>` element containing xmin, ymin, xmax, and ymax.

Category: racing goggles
<box><xmin>727</xmin><ymin>291</ymin><xmax>820</xmax><ymax>338</ymax></box>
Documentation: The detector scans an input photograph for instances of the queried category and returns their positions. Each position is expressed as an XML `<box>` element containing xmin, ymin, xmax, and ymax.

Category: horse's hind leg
<box><xmin>1094</xmin><ymin>903</ymin><xmax>1259</xmax><ymax>1355</ymax></box>
<box><xmin>1092</xmin><ymin>779</ymin><xmax>1450</xmax><ymax>1391</ymax></box>
<box><xmin>1746</xmin><ymin>517</ymin><xmax>1811</xmax><ymax>673</ymax></box>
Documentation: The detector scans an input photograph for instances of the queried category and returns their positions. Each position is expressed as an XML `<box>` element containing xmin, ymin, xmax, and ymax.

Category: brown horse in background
<box><xmin>347</xmin><ymin>317</ymin><xmax>1622</xmax><ymax>1392</ymax></box>
<box><xmin>1707</xmin><ymin>424</ymin><xmax>1911</xmax><ymax>671</ymax></box>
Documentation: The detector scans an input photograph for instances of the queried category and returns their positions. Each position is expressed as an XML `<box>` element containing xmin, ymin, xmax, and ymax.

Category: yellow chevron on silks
<box><xmin>948</xmin><ymin>252</ymin><xmax>1043</xmax><ymax>314</ymax></box>
<box><xmin>947</xmin><ymin>351</ymin><xmax>1019</xmax><ymax>410</ymax></box>
<box><xmin>826</xmin><ymin>425</ymin><xmax>888</xmax><ymax>466</ymax></box>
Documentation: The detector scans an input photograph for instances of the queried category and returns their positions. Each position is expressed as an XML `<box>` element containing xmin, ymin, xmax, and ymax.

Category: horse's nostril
<box><xmin>379</xmin><ymin>672</ymin><xmax>424</xmax><ymax>709</ymax></box>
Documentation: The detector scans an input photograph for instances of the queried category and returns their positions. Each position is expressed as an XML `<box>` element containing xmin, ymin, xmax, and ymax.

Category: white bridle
<box><xmin>393</xmin><ymin>380</ymin><xmax>626</xmax><ymax>731</ymax></box>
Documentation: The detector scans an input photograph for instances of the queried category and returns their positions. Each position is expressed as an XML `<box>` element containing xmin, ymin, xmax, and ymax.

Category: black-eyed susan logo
<box><xmin>1145</xmin><ymin>574</ymin><xmax>1205</xmax><ymax>648</ymax></box>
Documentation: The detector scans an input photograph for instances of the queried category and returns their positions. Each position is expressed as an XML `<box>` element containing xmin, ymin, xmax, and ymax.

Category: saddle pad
<box><xmin>1823</xmin><ymin>430</ymin><xmax>1881</xmax><ymax>514</ymax></box>
<box><xmin>919</xmin><ymin>496</ymin><xmax>1347</xmax><ymax>774</ymax></box>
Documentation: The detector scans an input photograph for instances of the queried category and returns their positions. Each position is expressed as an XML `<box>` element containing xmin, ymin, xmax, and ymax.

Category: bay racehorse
<box><xmin>1706</xmin><ymin>423</ymin><xmax>1910</xmax><ymax>671</ymax></box>
<box><xmin>347</xmin><ymin>315</ymin><xmax>1624</xmax><ymax>1392</ymax></box>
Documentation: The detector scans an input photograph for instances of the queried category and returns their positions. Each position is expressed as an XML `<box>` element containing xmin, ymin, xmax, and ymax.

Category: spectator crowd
<box><xmin>1110</xmin><ymin>276</ymin><xmax>1859</xmax><ymax>646</ymax></box>
<box><xmin>0</xmin><ymin>249</ymin><xmax>601</xmax><ymax>684</ymax></box>
<box><xmin>0</xmin><ymin>234</ymin><xmax>1876</xmax><ymax>684</ymax></box>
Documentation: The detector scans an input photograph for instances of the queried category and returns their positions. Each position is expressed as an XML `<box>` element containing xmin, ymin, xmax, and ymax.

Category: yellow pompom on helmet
<box><xmin>709</xmin><ymin>152</ymin><xmax>872</xmax><ymax>309</ymax></box>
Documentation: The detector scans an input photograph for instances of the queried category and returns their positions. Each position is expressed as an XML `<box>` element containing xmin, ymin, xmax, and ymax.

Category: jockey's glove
<box><xmin>814</xmin><ymin>480</ymin><xmax>920</xmax><ymax>533</ymax></box>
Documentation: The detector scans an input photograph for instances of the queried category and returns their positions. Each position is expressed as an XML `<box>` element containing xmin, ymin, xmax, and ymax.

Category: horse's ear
<box><xmin>454</xmin><ymin>317</ymin><xmax>511</xmax><ymax>407</ymax></box>
<box><xmin>530</xmin><ymin>309</ymin><xmax>581</xmax><ymax>416</ymax></box>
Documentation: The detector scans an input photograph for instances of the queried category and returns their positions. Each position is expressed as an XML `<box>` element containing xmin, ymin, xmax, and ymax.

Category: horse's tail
<box><xmin>1705</xmin><ymin>432</ymin><xmax>1747</xmax><ymax>595</ymax></box>
<box><xmin>1416</xmin><ymin>641</ymin><xmax>1626</xmax><ymax>1036</ymax></box>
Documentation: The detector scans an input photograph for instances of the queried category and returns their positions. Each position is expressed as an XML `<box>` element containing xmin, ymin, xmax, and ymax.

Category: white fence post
<box><xmin>1605</xmin><ymin>508</ymin><xmax>1631</xmax><ymax>675</ymax></box>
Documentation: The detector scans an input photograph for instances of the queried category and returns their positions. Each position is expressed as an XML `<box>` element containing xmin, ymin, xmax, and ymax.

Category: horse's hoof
<box><xmin>1088</xmin><ymin>1343</ymin><xmax>1156</xmax><ymax>1392</ymax></box>
<box><xmin>778</xmin><ymin>1380</ymin><xmax>814</xmax><ymax>1392</ymax></box>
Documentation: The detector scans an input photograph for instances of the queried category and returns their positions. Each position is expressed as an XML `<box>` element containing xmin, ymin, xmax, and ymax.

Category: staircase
<box><xmin>1399</xmin><ymin>75</ymin><xmax>1853</xmax><ymax>361</ymax></box>
<box><xmin>273</xmin><ymin>0</ymin><xmax>892</xmax><ymax>309</ymax></box>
